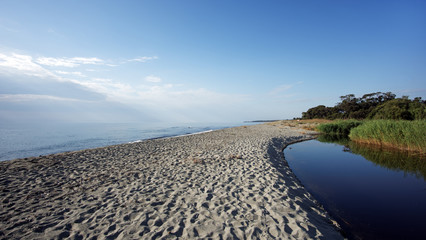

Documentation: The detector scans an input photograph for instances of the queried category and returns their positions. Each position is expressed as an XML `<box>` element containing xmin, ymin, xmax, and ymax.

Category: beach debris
<box><xmin>187</xmin><ymin>156</ymin><xmax>205</xmax><ymax>164</ymax></box>
<box><xmin>227</xmin><ymin>154</ymin><xmax>243</xmax><ymax>160</ymax></box>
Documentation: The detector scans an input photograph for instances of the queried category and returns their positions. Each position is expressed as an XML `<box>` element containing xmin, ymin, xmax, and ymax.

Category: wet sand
<box><xmin>0</xmin><ymin>123</ymin><xmax>343</xmax><ymax>239</ymax></box>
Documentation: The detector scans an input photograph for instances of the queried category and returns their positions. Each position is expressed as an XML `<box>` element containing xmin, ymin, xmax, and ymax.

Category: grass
<box><xmin>348</xmin><ymin>120</ymin><xmax>426</xmax><ymax>153</ymax></box>
<box><xmin>271</xmin><ymin>119</ymin><xmax>425</xmax><ymax>153</ymax></box>
<box><xmin>316</xmin><ymin>120</ymin><xmax>363</xmax><ymax>136</ymax></box>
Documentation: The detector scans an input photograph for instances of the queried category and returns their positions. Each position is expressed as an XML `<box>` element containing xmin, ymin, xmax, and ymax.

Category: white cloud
<box><xmin>0</xmin><ymin>94</ymin><xmax>84</xmax><ymax>102</ymax></box>
<box><xmin>71</xmin><ymin>57</ymin><xmax>103</xmax><ymax>65</ymax></box>
<box><xmin>0</xmin><ymin>53</ymin><xmax>55</xmax><ymax>77</ymax></box>
<box><xmin>55</xmin><ymin>70</ymin><xmax>86</xmax><ymax>77</ymax></box>
<box><xmin>69</xmin><ymin>77</ymin><xmax>136</xmax><ymax>101</ymax></box>
<box><xmin>65</xmin><ymin>74</ymin><xmax>247</xmax><ymax>115</ymax></box>
<box><xmin>1</xmin><ymin>51</ymin><xmax>269</xmax><ymax>122</ymax></box>
<box><xmin>145</xmin><ymin>75</ymin><xmax>162</xmax><ymax>83</ymax></box>
<box><xmin>0</xmin><ymin>52</ymin><xmax>243</xmax><ymax>110</ymax></box>
<box><xmin>128</xmin><ymin>56</ymin><xmax>158</xmax><ymax>63</ymax></box>
<box><xmin>36</xmin><ymin>57</ymin><xmax>104</xmax><ymax>67</ymax></box>
<box><xmin>36</xmin><ymin>57</ymin><xmax>76</xmax><ymax>67</ymax></box>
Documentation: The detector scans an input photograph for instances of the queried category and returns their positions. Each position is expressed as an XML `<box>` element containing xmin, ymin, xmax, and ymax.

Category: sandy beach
<box><xmin>0</xmin><ymin>123</ymin><xmax>343</xmax><ymax>239</ymax></box>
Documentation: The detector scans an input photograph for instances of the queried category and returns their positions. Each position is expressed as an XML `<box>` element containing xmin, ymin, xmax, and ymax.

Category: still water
<box><xmin>284</xmin><ymin>137</ymin><xmax>426</xmax><ymax>240</ymax></box>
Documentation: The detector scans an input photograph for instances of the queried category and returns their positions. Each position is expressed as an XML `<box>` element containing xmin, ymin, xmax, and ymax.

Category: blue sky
<box><xmin>1</xmin><ymin>0</ymin><xmax>425</xmax><ymax>123</ymax></box>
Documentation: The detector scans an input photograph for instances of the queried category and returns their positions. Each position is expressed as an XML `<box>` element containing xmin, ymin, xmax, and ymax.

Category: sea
<box><xmin>0</xmin><ymin>122</ymin><xmax>253</xmax><ymax>161</ymax></box>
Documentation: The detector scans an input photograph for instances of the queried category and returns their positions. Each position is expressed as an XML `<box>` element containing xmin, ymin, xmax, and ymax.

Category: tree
<box><xmin>334</xmin><ymin>92</ymin><xmax>395</xmax><ymax>119</ymax></box>
<box><xmin>368</xmin><ymin>98</ymin><xmax>426</xmax><ymax>120</ymax></box>
<box><xmin>302</xmin><ymin>105</ymin><xmax>336</xmax><ymax>119</ymax></box>
<box><xmin>300</xmin><ymin>91</ymin><xmax>424</xmax><ymax>120</ymax></box>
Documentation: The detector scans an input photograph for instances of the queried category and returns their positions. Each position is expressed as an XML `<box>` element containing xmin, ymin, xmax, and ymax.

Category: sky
<box><xmin>1</xmin><ymin>0</ymin><xmax>425</xmax><ymax>124</ymax></box>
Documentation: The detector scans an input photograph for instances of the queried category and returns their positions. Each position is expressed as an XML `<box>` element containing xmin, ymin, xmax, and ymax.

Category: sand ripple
<box><xmin>0</xmin><ymin>124</ymin><xmax>342</xmax><ymax>239</ymax></box>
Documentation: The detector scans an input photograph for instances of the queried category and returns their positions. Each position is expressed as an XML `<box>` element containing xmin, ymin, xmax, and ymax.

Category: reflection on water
<box><xmin>317</xmin><ymin>135</ymin><xmax>426</xmax><ymax>180</ymax></box>
<box><xmin>285</xmin><ymin>137</ymin><xmax>426</xmax><ymax>240</ymax></box>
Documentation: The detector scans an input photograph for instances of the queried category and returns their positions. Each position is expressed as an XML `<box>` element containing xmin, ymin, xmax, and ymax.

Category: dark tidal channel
<box><xmin>284</xmin><ymin>138</ymin><xmax>426</xmax><ymax>240</ymax></box>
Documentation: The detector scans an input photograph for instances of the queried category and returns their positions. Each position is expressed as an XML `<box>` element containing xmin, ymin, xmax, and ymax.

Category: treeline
<box><xmin>302</xmin><ymin>92</ymin><xmax>426</xmax><ymax>120</ymax></box>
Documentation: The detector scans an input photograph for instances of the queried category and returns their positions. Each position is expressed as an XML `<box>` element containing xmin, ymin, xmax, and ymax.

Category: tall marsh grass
<box><xmin>316</xmin><ymin>120</ymin><xmax>363</xmax><ymax>136</ymax></box>
<box><xmin>349</xmin><ymin>120</ymin><xmax>426</xmax><ymax>152</ymax></box>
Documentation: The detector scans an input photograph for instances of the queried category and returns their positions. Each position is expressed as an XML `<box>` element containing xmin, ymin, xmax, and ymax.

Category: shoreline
<box><xmin>127</xmin><ymin>129</ymin><xmax>215</xmax><ymax>144</ymax></box>
<box><xmin>0</xmin><ymin>123</ymin><xmax>252</xmax><ymax>162</ymax></box>
<box><xmin>0</xmin><ymin>123</ymin><xmax>343</xmax><ymax>239</ymax></box>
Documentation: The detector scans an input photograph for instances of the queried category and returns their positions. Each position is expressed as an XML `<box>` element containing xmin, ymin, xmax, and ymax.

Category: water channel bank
<box><xmin>284</xmin><ymin>138</ymin><xmax>426</xmax><ymax>240</ymax></box>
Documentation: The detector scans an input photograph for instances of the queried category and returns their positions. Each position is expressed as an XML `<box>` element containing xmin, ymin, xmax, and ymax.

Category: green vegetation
<box><xmin>317</xmin><ymin>134</ymin><xmax>426</xmax><ymax>180</ymax></box>
<box><xmin>316</xmin><ymin>133</ymin><xmax>350</xmax><ymax>145</ymax></box>
<box><xmin>368</xmin><ymin>98</ymin><xmax>426</xmax><ymax>120</ymax></box>
<box><xmin>316</xmin><ymin>120</ymin><xmax>363</xmax><ymax>136</ymax></box>
<box><xmin>349</xmin><ymin>120</ymin><xmax>426</xmax><ymax>153</ymax></box>
<box><xmin>302</xmin><ymin>92</ymin><xmax>425</xmax><ymax>120</ymax></box>
<box><xmin>348</xmin><ymin>142</ymin><xmax>426</xmax><ymax>180</ymax></box>
<box><xmin>316</xmin><ymin>119</ymin><xmax>426</xmax><ymax>153</ymax></box>
<box><xmin>302</xmin><ymin>92</ymin><xmax>426</xmax><ymax>153</ymax></box>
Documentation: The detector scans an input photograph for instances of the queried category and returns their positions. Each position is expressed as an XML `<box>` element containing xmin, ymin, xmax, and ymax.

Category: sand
<box><xmin>0</xmin><ymin>124</ymin><xmax>343</xmax><ymax>239</ymax></box>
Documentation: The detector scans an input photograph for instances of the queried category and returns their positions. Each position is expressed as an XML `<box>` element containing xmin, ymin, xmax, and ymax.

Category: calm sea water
<box><xmin>0</xmin><ymin>122</ymin><xmax>250</xmax><ymax>161</ymax></box>
<box><xmin>284</xmin><ymin>139</ymin><xmax>426</xmax><ymax>240</ymax></box>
